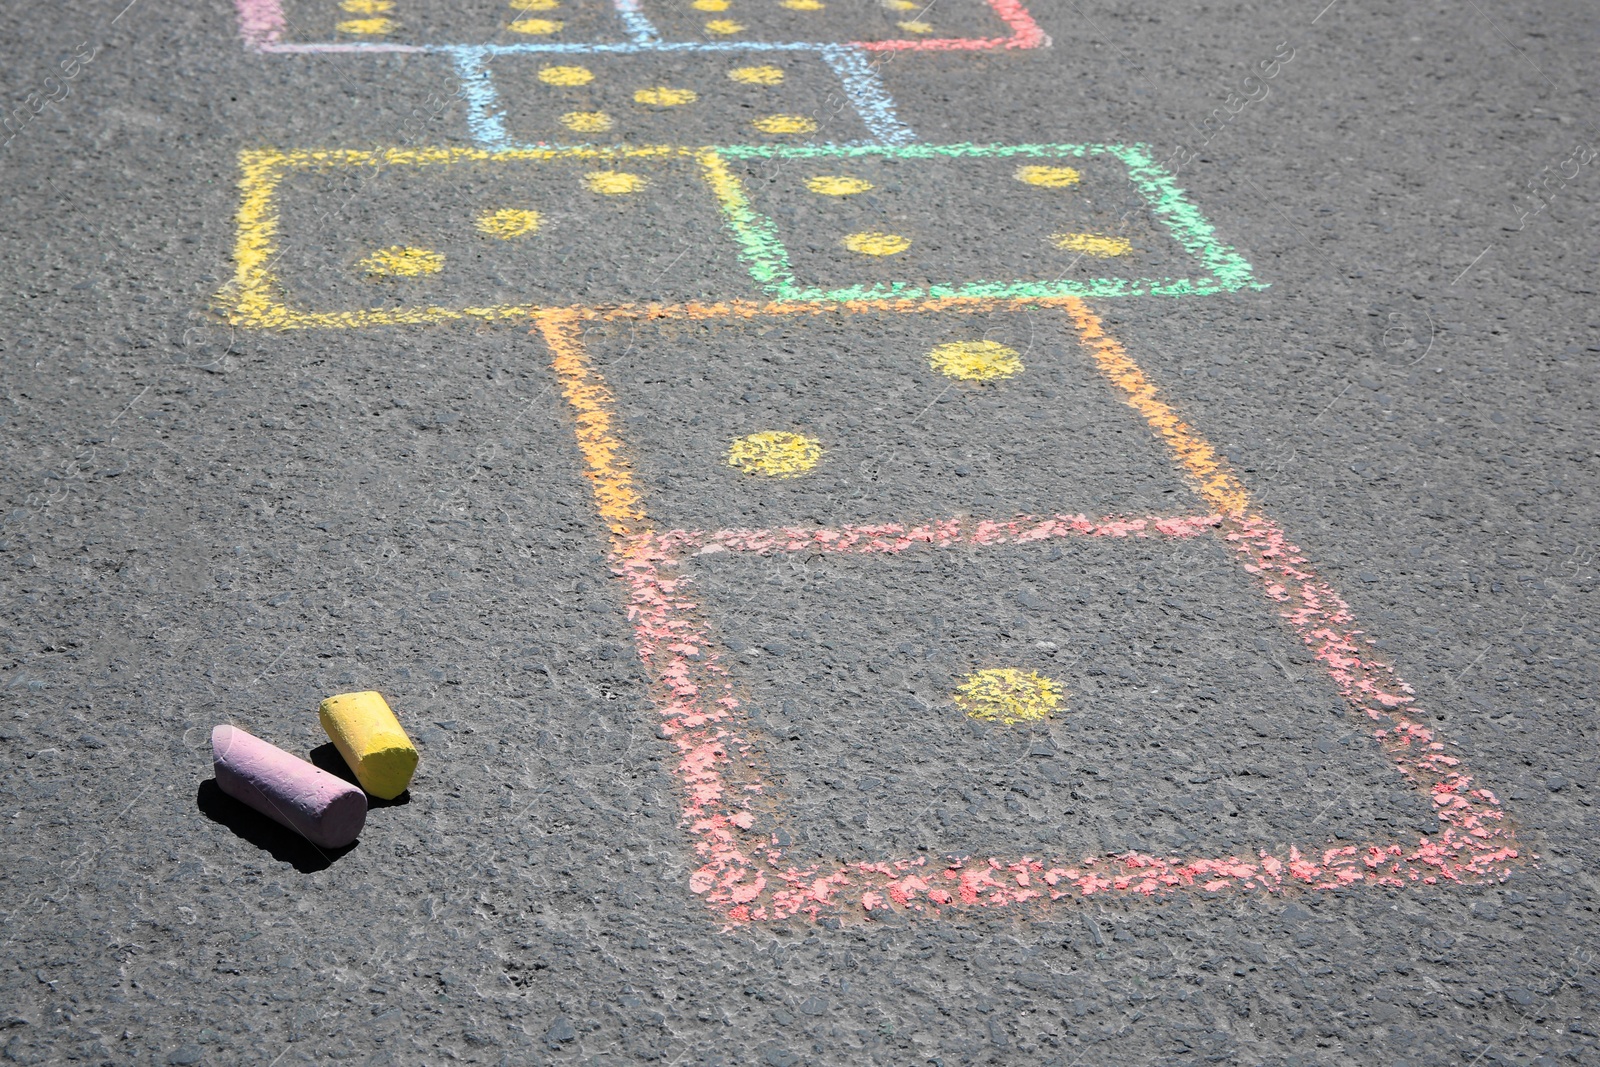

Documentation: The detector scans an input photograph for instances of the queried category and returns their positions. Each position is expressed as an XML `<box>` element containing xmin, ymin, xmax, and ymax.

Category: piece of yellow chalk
<box><xmin>318</xmin><ymin>691</ymin><xmax>419</xmax><ymax>800</ymax></box>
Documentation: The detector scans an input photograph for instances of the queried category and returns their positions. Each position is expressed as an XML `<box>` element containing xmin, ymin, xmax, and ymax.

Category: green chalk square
<box><xmin>707</xmin><ymin>143</ymin><xmax>1263</xmax><ymax>303</ymax></box>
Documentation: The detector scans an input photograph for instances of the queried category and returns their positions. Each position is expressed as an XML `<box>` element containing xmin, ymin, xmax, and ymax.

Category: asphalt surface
<box><xmin>3</xmin><ymin>0</ymin><xmax>1599</xmax><ymax>1063</ymax></box>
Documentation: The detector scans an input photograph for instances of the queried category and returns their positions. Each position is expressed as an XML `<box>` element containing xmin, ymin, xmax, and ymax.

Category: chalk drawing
<box><xmin>230</xmin><ymin>0</ymin><xmax>1049</xmax><ymax>76</ymax></box>
<box><xmin>585</xmin><ymin>168</ymin><xmax>647</xmax><ymax>194</ymax></box>
<box><xmin>337</xmin><ymin>0</ymin><xmax>393</xmax><ymax>36</ymax></box>
<box><xmin>1016</xmin><ymin>164</ymin><xmax>1080</xmax><ymax>187</ymax></box>
<box><xmin>726</xmin><ymin>431</ymin><xmax>824</xmax><ymax>477</ymax></box>
<box><xmin>358</xmin><ymin>245</ymin><xmax>442</xmax><ymax>276</ymax></box>
<box><xmin>528</xmin><ymin>297</ymin><xmax>1521</xmax><ymax>924</ymax></box>
<box><xmin>215</xmin><ymin>141</ymin><xmax>1265</xmax><ymax>330</ymax></box>
<box><xmin>728</xmin><ymin>63</ymin><xmax>783</xmax><ymax>85</ymax></box>
<box><xmin>475</xmin><ymin>208</ymin><xmax>542</xmax><ymax>238</ymax></box>
<box><xmin>462</xmin><ymin>46</ymin><xmax>909</xmax><ymax>150</ymax></box>
<box><xmin>805</xmin><ymin>175</ymin><xmax>871</xmax><ymax>195</ymax></box>
<box><xmin>539</xmin><ymin>64</ymin><xmax>593</xmax><ymax>84</ymax></box>
<box><xmin>509</xmin><ymin>17</ymin><xmax>563</xmax><ymax>35</ymax></box>
<box><xmin>635</xmin><ymin>86</ymin><xmax>698</xmax><ymax>106</ymax></box>
<box><xmin>507</xmin><ymin>0</ymin><xmax>560</xmax><ymax>32</ymax></box>
<box><xmin>707</xmin><ymin>143</ymin><xmax>1261</xmax><ymax>305</ymax></box>
<box><xmin>751</xmin><ymin>114</ymin><xmax>818</xmax><ymax>134</ymax></box>
<box><xmin>816</xmin><ymin>45</ymin><xmax>914</xmax><ymax>146</ymax></box>
<box><xmin>613</xmin><ymin>0</ymin><xmax>659</xmax><ymax>42</ymax></box>
<box><xmin>1052</xmin><ymin>233</ymin><xmax>1132</xmax><ymax>257</ymax></box>
<box><xmin>561</xmin><ymin>110</ymin><xmax>614</xmax><ymax>132</ymax></box>
<box><xmin>237</xmin><ymin>0</ymin><xmax>1047</xmax><ymax>51</ymax></box>
<box><xmin>928</xmin><ymin>339</ymin><xmax>1023</xmax><ymax>381</ymax></box>
<box><xmin>954</xmin><ymin>668</ymin><xmax>1064</xmax><ymax>725</ymax></box>
<box><xmin>217</xmin><ymin>0</ymin><xmax>1525</xmax><ymax>926</ymax></box>
<box><xmin>338</xmin><ymin>16</ymin><xmax>391</xmax><ymax>35</ymax></box>
<box><xmin>842</xmin><ymin>231</ymin><xmax>910</xmax><ymax>256</ymax></box>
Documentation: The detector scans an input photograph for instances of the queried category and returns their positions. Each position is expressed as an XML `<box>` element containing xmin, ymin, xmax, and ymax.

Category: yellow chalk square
<box><xmin>319</xmin><ymin>690</ymin><xmax>419</xmax><ymax>799</ymax></box>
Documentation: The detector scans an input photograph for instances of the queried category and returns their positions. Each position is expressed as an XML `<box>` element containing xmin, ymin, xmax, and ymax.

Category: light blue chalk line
<box><xmin>819</xmin><ymin>45</ymin><xmax>914</xmax><ymax>146</ymax></box>
<box><xmin>610</xmin><ymin>0</ymin><xmax>661</xmax><ymax>44</ymax></box>
<box><xmin>454</xmin><ymin>48</ymin><xmax>509</xmax><ymax>148</ymax></box>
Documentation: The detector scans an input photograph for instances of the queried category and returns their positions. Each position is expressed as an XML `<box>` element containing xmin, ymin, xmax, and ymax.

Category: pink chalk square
<box><xmin>611</xmin><ymin>510</ymin><xmax>1521</xmax><ymax>923</ymax></box>
<box><xmin>687</xmin><ymin>532</ymin><xmax>1435</xmax><ymax>866</ymax></box>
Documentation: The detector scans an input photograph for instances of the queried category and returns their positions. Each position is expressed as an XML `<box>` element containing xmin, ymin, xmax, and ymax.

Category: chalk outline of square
<box><xmin>217</xmin><ymin>144</ymin><xmax>708</xmax><ymax>331</ymax></box>
<box><xmin>215</xmin><ymin>143</ymin><xmax>1262</xmax><ymax>331</ymax></box>
<box><xmin>708</xmin><ymin>142</ymin><xmax>1265</xmax><ymax>302</ymax></box>
<box><xmin>531</xmin><ymin>295</ymin><xmax>1523</xmax><ymax>924</ymax></box>
<box><xmin>233</xmin><ymin>0</ymin><xmax>1046</xmax><ymax>53</ymax></box>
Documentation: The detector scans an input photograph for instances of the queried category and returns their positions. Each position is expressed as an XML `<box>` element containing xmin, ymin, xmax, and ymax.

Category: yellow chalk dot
<box><xmin>782</xmin><ymin>0</ymin><xmax>824</xmax><ymax>8</ymax></box>
<box><xmin>897</xmin><ymin>19</ymin><xmax>933</xmax><ymax>32</ymax></box>
<box><xmin>359</xmin><ymin>246</ymin><xmax>443</xmax><ymax>277</ymax></box>
<box><xmin>634</xmin><ymin>86</ymin><xmax>699</xmax><ymax>106</ymax></box>
<box><xmin>337</xmin><ymin>17</ymin><xmax>392</xmax><ymax>33</ymax></box>
<box><xmin>1016</xmin><ymin>165</ymin><xmax>1081</xmax><ymax>188</ymax></box>
<box><xmin>729</xmin><ymin>64</ymin><xmax>784</xmax><ymax>85</ymax></box>
<box><xmin>953</xmin><ymin>668</ymin><xmax>1063</xmax><ymax>726</ymax></box>
<box><xmin>928</xmin><ymin>340</ymin><xmax>1023</xmax><ymax>382</ymax></box>
<box><xmin>805</xmin><ymin>175</ymin><xmax>873</xmax><ymax>196</ymax></box>
<box><xmin>561</xmin><ymin>111</ymin><xmax>614</xmax><ymax>133</ymax></box>
<box><xmin>883</xmin><ymin>0</ymin><xmax>918</xmax><ymax>9</ymax></box>
<box><xmin>843</xmin><ymin>231</ymin><xmax>910</xmax><ymax>256</ymax></box>
<box><xmin>727</xmin><ymin>431</ymin><xmax>823</xmax><ymax>478</ymax></box>
<box><xmin>509</xmin><ymin>0</ymin><xmax>558</xmax><ymax>7</ymax></box>
<box><xmin>538</xmin><ymin>65</ymin><xmax>593</xmax><ymax>86</ymax></box>
<box><xmin>509</xmin><ymin>17</ymin><xmax>563</xmax><ymax>33</ymax></box>
<box><xmin>584</xmin><ymin>170</ymin><xmax>648</xmax><ymax>195</ymax></box>
<box><xmin>704</xmin><ymin>18</ymin><xmax>746</xmax><ymax>33</ymax></box>
<box><xmin>1052</xmin><ymin>233</ymin><xmax>1133</xmax><ymax>257</ymax></box>
<box><xmin>475</xmin><ymin>208</ymin><xmax>542</xmax><ymax>239</ymax></box>
<box><xmin>753</xmin><ymin>114</ymin><xmax>818</xmax><ymax>135</ymax></box>
<box><xmin>693</xmin><ymin>0</ymin><xmax>728</xmax><ymax>8</ymax></box>
<box><xmin>339</xmin><ymin>0</ymin><xmax>391</xmax><ymax>12</ymax></box>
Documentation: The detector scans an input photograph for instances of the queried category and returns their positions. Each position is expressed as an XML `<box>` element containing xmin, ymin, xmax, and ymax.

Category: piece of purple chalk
<box><xmin>212</xmin><ymin>725</ymin><xmax>366</xmax><ymax>849</ymax></box>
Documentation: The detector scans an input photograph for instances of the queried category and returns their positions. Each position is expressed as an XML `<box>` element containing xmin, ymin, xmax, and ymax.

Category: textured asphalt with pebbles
<box><xmin>2</xmin><ymin>0</ymin><xmax>1599</xmax><ymax>1063</ymax></box>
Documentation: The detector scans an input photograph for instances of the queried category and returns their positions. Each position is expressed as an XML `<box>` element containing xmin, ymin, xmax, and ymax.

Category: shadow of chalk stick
<box><xmin>195</xmin><ymin>778</ymin><xmax>358</xmax><ymax>872</ymax></box>
<box><xmin>308</xmin><ymin>743</ymin><xmax>411</xmax><ymax>808</ymax></box>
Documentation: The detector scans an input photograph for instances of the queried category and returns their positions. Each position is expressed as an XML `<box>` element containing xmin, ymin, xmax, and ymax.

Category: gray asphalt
<box><xmin>2</xmin><ymin>0</ymin><xmax>1599</xmax><ymax>1064</ymax></box>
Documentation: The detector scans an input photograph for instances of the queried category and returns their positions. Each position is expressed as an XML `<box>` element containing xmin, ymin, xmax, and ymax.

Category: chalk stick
<box><xmin>211</xmin><ymin>725</ymin><xmax>366</xmax><ymax>849</ymax></box>
<box><xmin>318</xmin><ymin>690</ymin><xmax>418</xmax><ymax>800</ymax></box>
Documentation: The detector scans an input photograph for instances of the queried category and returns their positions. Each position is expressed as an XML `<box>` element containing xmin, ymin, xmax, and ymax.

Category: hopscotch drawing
<box><xmin>222</xmin><ymin>0</ymin><xmax>1522</xmax><ymax>923</ymax></box>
